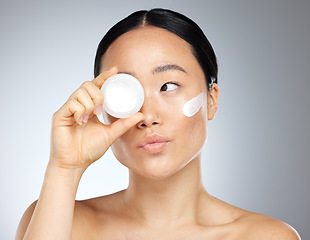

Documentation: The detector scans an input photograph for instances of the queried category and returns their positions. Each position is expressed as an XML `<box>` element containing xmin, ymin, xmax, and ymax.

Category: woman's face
<box><xmin>101</xmin><ymin>26</ymin><xmax>217</xmax><ymax>179</ymax></box>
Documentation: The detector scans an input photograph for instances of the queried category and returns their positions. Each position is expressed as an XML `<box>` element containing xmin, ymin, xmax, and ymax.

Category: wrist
<box><xmin>48</xmin><ymin>155</ymin><xmax>87</xmax><ymax>174</ymax></box>
<box><xmin>45</xmin><ymin>160</ymin><xmax>85</xmax><ymax>187</ymax></box>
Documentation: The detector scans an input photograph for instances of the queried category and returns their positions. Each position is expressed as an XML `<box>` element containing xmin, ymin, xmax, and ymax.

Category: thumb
<box><xmin>105</xmin><ymin>112</ymin><xmax>144</xmax><ymax>145</ymax></box>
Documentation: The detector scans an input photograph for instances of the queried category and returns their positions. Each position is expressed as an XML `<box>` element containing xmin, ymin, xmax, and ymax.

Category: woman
<box><xmin>16</xmin><ymin>8</ymin><xmax>300</xmax><ymax>239</ymax></box>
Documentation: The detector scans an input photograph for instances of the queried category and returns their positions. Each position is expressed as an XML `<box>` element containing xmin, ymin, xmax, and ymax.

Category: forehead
<box><xmin>101</xmin><ymin>26</ymin><xmax>202</xmax><ymax>75</ymax></box>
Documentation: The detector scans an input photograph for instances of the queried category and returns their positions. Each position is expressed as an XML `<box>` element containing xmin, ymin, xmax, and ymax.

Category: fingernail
<box><xmin>83</xmin><ymin>115</ymin><xmax>89</xmax><ymax>123</ymax></box>
<box><xmin>94</xmin><ymin>105</ymin><xmax>102</xmax><ymax>115</ymax></box>
<box><xmin>78</xmin><ymin>117</ymin><xmax>83</xmax><ymax>125</ymax></box>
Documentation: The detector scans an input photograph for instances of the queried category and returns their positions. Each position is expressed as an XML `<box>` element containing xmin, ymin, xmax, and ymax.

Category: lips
<box><xmin>139</xmin><ymin>134</ymin><xmax>170</xmax><ymax>154</ymax></box>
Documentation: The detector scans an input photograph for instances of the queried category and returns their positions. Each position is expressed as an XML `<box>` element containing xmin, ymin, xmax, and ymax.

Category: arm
<box><xmin>15</xmin><ymin>67</ymin><xmax>144</xmax><ymax>240</ymax></box>
<box><xmin>16</xmin><ymin>166</ymin><xmax>82</xmax><ymax>240</ymax></box>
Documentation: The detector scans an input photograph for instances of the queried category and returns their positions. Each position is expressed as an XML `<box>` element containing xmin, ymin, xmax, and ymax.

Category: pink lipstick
<box><xmin>139</xmin><ymin>134</ymin><xmax>170</xmax><ymax>154</ymax></box>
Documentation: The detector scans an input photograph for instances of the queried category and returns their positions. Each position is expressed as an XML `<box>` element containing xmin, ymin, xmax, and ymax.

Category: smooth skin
<box><xmin>16</xmin><ymin>26</ymin><xmax>300</xmax><ymax>240</ymax></box>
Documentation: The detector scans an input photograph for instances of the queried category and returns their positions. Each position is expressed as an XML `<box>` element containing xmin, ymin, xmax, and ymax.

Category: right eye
<box><xmin>160</xmin><ymin>82</ymin><xmax>180</xmax><ymax>92</ymax></box>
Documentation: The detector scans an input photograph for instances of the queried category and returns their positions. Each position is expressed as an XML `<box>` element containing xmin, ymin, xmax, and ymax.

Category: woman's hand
<box><xmin>49</xmin><ymin>67</ymin><xmax>143</xmax><ymax>172</ymax></box>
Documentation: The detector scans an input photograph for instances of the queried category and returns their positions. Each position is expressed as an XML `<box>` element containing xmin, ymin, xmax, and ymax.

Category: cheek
<box><xmin>174</xmin><ymin>92</ymin><xmax>207</xmax><ymax>123</ymax></box>
<box><xmin>164</xmin><ymin>92</ymin><xmax>208</xmax><ymax>148</ymax></box>
<box><xmin>178</xmin><ymin>112</ymin><xmax>208</xmax><ymax>161</ymax></box>
<box><xmin>111</xmin><ymin>134</ymin><xmax>134</xmax><ymax>167</ymax></box>
<box><xmin>177</xmin><ymin>93</ymin><xmax>208</xmax><ymax>148</ymax></box>
<box><xmin>182</xmin><ymin>93</ymin><xmax>204</xmax><ymax>117</ymax></box>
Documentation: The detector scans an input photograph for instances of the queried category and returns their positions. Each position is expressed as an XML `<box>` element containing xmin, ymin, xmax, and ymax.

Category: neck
<box><xmin>123</xmin><ymin>155</ymin><xmax>209</xmax><ymax>227</ymax></box>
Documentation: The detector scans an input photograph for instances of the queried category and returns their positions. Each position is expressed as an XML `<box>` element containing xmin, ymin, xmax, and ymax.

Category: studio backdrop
<box><xmin>0</xmin><ymin>0</ymin><xmax>309</xmax><ymax>239</ymax></box>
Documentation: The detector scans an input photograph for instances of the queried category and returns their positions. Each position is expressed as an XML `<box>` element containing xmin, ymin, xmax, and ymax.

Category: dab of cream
<box><xmin>183</xmin><ymin>93</ymin><xmax>204</xmax><ymax>117</ymax></box>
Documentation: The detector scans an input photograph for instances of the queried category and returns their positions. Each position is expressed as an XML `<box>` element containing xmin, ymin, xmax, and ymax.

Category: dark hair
<box><xmin>94</xmin><ymin>8</ymin><xmax>218</xmax><ymax>90</ymax></box>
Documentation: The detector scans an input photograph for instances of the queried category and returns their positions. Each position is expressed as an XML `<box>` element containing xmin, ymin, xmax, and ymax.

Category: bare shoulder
<box><xmin>203</xmin><ymin>196</ymin><xmax>300</xmax><ymax>240</ymax></box>
<box><xmin>71</xmin><ymin>191</ymin><xmax>125</xmax><ymax>239</ymax></box>
<box><xmin>15</xmin><ymin>200</ymin><xmax>38</xmax><ymax>240</ymax></box>
<box><xmin>238</xmin><ymin>212</ymin><xmax>300</xmax><ymax>240</ymax></box>
<box><xmin>75</xmin><ymin>190</ymin><xmax>125</xmax><ymax>213</ymax></box>
<box><xmin>71</xmin><ymin>199</ymin><xmax>99</xmax><ymax>239</ymax></box>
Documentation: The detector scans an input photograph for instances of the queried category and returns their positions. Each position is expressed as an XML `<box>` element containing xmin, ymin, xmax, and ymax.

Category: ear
<box><xmin>207</xmin><ymin>83</ymin><xmax>219</xmax><ymax>120</ymax></box>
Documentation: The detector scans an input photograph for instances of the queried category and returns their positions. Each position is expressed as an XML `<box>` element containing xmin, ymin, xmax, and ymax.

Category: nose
<box><xmin>137</xmin><ymin>96</ymin><xmax>162</xmax><ymax>129</ymax></box>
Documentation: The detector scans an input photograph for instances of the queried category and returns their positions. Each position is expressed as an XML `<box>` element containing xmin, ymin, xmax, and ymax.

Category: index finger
<box><xmin>92</xmin><ymin>66</ymin><xmax>118</xmax><ymax>89</ymax></box>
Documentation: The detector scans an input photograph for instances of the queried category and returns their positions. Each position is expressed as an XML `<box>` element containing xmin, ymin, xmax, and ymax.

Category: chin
<box><xmin>142</xmin><ymin>165</ymin><xmax>180</xmax><ymax>180</ymax></box>
<box><xmin>127</xmin><ymin>154</ymin><xmax>195</xmax><ymax>181</ymax></box>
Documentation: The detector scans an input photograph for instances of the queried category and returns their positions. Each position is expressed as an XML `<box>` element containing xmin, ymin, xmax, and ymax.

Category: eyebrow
<box><xmin>152</xmin><ymin>64</ymin><xmax>187</xmax><ymax>74</ymax></box>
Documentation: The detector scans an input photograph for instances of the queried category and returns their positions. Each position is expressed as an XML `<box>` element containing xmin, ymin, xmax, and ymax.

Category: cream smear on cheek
<box><xmin>182</xmin><ymin>92</ymin><xmax>204</xmax><ymax>117</ymax></box>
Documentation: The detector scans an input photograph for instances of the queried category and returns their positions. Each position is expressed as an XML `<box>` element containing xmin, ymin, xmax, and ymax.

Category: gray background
<box><xmin>1</xmin><ymin>0</ymin><xmax>309</xmax><ymax>239</ymax></box>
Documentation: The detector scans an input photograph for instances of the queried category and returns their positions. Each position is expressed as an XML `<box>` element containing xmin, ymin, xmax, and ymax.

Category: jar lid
<box><xmin>102</xmin><ymin>73</ymin><xmax>144</xmax><ymax>118</ymax></box>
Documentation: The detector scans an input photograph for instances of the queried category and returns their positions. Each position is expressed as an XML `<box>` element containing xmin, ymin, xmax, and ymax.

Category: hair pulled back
<box><xmin>94</xmin><ymin>8</ymin><xmax>218</xmax><ymax>90</ymax></box>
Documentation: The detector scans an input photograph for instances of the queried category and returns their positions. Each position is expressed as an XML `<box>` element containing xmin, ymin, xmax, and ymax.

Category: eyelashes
<box><xmin>160</xmin><ymin>82</ymin><xmax>180</xmax><ymax>92</ymax></box>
